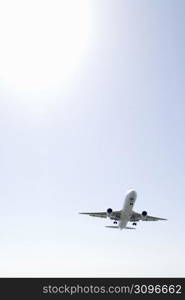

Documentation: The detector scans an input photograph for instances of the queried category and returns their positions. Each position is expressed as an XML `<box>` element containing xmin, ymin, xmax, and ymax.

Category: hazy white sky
<box><xmin>0</xmin><ymin>0</ymin><xmax>185</xmax><ymax>277</ymax></box>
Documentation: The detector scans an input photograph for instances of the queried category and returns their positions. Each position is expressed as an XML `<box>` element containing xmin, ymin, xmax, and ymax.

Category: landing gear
<box><xmin>132</xmin><ymin>222</ymin><xmax>137</xmax><ymax>226</ymax></box>
<box><xmin>114</xmin><ymin>221</ymin><xmax>117</xmax><ymax>224</ymax></box>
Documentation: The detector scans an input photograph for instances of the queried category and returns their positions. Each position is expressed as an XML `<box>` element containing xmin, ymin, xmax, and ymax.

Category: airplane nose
<box><xmin>131</xmin><ymin>190</ymin><xmax>137</xmax><ymax>198</ymax></box>
<box><xmin>126</xmin><ymin>189</ymin><xmax>137</xmax><ymax>198</ymax></box>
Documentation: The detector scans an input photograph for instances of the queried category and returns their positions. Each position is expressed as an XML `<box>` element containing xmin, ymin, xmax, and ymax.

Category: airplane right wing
<box><xmin>79</xmin><ymin>212</ymin><xmax>107</xmax><ymax>218</ymax></box>
<box><xmin>79</xmin><ymin>211</ymin><xmax>121</xmax><ymax>219</ymax></box>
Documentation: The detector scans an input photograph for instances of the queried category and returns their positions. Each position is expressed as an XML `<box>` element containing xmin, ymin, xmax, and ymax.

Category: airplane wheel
<box><xmin>114</xmin><ymin>221</ymin><xmax>117</xmax><ymax>224</ymax></box>
<box><xmin>132</xmin><ymin>222</ymin><xmax>137</xmax><ymax>226</ymax></box>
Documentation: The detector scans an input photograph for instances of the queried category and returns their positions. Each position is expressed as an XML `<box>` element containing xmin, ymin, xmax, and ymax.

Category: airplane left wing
<box><xmin>144</xmin><ymin>215</ymin><xmax>167</xmax><ymax>221</ymax></box>
<box><xmin>79</xmin><ymin>212</ymin><xmax>107</xmax><ymax>218</ymax></box>
<box><xmin>132</xmin><ymin>212</ymin><xmax>167</xmax><ymax>221</ymax></box>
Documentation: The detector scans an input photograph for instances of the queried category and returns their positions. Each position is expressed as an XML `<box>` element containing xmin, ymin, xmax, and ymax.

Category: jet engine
<box><xmin>107</xmin><ymin>208</ymin><xmax>113</xmax><ymax>218</ymax></box>
<box><xmin>141</xmin><ymin>211</ymin><xmax>147</xmax><ymax>219</ymax></box>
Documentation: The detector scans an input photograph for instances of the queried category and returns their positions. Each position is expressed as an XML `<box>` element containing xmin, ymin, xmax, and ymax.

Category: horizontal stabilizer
<box><xmin>125</xmin><ymin>226</ymin><xmax>136</xmax><ymax>230</ymax></box>
<box><xmin>105</xmin><ymin>226</ymin><xmax>135</xmax><ymax>230</ymax></box>
<box><xmin>105</xmin><ymin>226</ymin><xmax>119</xmax><ymax>229</ymax></box>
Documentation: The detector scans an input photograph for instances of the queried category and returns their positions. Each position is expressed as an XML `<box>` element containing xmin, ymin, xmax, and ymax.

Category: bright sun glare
<box><xmin>0</xmin><ymin>0</ymin><xmax>91</xmax><ymax>92</ymax></box>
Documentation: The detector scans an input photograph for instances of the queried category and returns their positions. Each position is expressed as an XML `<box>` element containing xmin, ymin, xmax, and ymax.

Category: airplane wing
<box><xmin>79</xmin><ymin>211</ymin><xmax>121</xmax><ymax>219</ymax></box>
<box><xmin>144</xmin><ymin>215</ymin><xmax>167</xmax><ymax>221</ymax></box>
<box><xmin>79</xmin><ymin>212</ymin><xmax>107</xmax><ymax>218</ymax></box>
<box><xmin>131</xmin><ymin>212</ymin><xmax>167</xmax><ymax>221</ymax></box>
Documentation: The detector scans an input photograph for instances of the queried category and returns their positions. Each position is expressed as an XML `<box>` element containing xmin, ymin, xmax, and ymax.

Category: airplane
<box><xmin>79</xmin><ymin>189</ymin><xmax>167</xmax><ymax>230</ymax></box>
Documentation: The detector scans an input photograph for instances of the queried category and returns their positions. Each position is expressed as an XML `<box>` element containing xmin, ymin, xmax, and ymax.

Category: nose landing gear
<box><xmin>113</xmin><ymin>221</ymin><xmax>117</xmax><ymax>224</ymax></box>
<box><xmin>132</xmin><ymin>222</ymin><xmax>137</xmax><ymax>226</ymax></box>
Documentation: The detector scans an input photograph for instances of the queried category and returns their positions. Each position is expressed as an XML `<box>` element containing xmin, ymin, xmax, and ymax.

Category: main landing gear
<box><xmin>132</xmin><ymin>222</ymin><xmax>137</xmax><ymax>226</ymax></box>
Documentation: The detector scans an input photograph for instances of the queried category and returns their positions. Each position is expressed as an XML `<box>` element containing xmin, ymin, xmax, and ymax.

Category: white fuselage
<box><xmin>119</xmin><ymin>189</ymin><xmax>137</xmax><ymax>229</ymax></box>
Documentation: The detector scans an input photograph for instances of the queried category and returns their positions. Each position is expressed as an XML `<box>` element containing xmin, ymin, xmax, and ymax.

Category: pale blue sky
<box><xmin>0</xmin><ymin>0</ymin><xmax>185</xmax><ymax>277</ymax></box>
